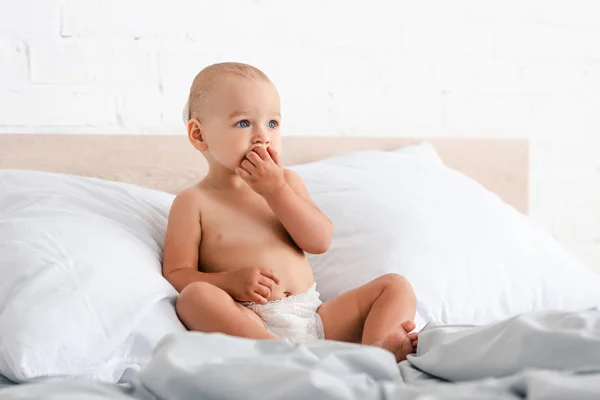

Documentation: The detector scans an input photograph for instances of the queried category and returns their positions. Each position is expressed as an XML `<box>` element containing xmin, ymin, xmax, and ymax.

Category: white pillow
<box><xmin>0</xmin><ymin>170</ymin><xmax>181</xmax><ymax>382</ymax></box>
<box><xmin>111</xmin><ymin>297</ymin><xmax>187</xmax><ymax>383</ymax></box>
<box><xmin>291</xmin><ymin>143</ymin><xmax>600</xmax><ymax>330</ymax></box>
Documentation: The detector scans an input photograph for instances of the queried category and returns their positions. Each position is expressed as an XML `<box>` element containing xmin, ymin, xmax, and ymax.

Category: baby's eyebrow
<box><xmin>228</xmin><ymin>110</ymin><xmax>281</xmax><ymax>119</ymax></box>
<box><xmin>228</xmin><ymin>110</ymin><xmax>250</xmax><ymax>119</ymax></box>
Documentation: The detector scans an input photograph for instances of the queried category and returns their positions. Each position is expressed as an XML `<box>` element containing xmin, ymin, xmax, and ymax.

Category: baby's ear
<box><xmin>187</xmin><ymin>119</ymin><xmax>208</xmax><ymax>151</ymax></box>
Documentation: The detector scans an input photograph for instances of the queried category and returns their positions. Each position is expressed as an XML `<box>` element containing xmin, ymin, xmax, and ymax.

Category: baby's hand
<box><xmin>235</xmin><ymin>146</ymin><xmax>285</xmax><ymax>197</ymax></box>
<box><xmin>226</xmin><ymin>266</ymin><xmax>281</xmax><ymax>304</ymax></box>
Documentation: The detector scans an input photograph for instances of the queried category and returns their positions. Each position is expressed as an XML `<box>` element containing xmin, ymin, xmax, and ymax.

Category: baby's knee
<box><xmin>378</xmin><ymin>273</ymin><xmax>413</xmax><ymax>293</ymax></box>
<box><xmin>176</xmin><ymin>281</ymin><xmax>221</xmax><ymax>315</ymax></box>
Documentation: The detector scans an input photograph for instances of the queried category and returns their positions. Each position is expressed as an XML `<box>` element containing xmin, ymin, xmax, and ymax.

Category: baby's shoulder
<box><xmin>171</xmin><ymin>183</ymin><xmax>207</xmax><ymax>213</ymax></box>
<box><xmin>283</xmin><ymin>168</ymin><xmax>309</xmax><ymax>193</ymax></box>
<box><xmin>283</xmin><ymin>168</ymin><xmax>303</xmax><ymax>184</ymax></box>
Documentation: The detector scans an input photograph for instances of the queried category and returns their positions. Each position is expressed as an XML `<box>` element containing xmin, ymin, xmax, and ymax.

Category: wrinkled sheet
<box><xmin>2</xmin><ymin>309</ymin><xmax>599</xmax><ymax>399</ymax></box>
<box><xmin>0</xmin><ymin>374</ymin><xmax>15</xmax><ymax>390</ymax></box>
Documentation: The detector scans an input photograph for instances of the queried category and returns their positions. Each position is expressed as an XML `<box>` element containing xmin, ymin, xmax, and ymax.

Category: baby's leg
<box><xmin>176</xmin><ymin>281</ymin><xmax>275</xmax><ymax>340</ymax></box>
<box><xmin>317</xmin><ymin>273</ymin><xmax>418</xmax><ymax>361</ymax></box>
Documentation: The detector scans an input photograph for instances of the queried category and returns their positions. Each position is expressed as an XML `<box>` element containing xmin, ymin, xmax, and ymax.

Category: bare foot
<box><xmin>373</xmin><ymin>320</ymin><xmax>418</xmax><ymax>362</ymax></box>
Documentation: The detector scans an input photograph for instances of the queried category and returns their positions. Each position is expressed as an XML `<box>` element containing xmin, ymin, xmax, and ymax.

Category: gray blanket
<box><xmin>2</xmin><ymin>309</ymin><xmax>599</xmax><ymax>399</ymax></box>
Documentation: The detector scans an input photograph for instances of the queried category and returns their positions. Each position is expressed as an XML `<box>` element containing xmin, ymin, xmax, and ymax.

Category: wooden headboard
<box><xmin>0</xmin><ymin>134</ymin><xmax>528</xmax><ymax>213</ymax></box>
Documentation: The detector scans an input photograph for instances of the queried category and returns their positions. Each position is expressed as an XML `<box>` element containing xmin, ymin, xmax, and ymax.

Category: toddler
<box><xmin>162</xmin><ymin>62</ymin><xmax>418</xmax><ymax>361</ymax></box>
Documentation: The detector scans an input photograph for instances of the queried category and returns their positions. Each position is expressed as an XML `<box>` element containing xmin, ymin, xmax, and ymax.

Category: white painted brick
<box><xmin>530</xmin><ymin>204</ymin><xmax>600</xmax><ymax>249</ymax></box>
<box><xmin>495</xmin><ymin>23</ymin><xmax>600</xmax><ymax>59</ymax></box>
<box><xmin>431</xmin><ymin>59</ymin><xmax>477</xmax><ymax>92</ymax></box>
<box><xmin>530</xmin><ymin>94</ymin><xmax>600</xmax><ymax>134</ymax></box>
<box><xmin>0</xmin><ymin>0</ymin><xmax>63</xmax><ymax>38</ymax></box>
<box><xmin>461</xmin><ymin>0</ymin><xmax>536</xmax><ymax>21</ymax></box>
<box><xmin>564</xmin><ymin>244</ymin><xmax>600</xmax><ymax>273</ymax></box>
<box><xmin>432</xmin><ymin>59</ymin><xmax>524</xmax><ymax>93</ymax></box>
<box><xmin>85</xmin><ymin>40</ymin><xmax>158</xmax><ymax>85</ymax></box>
<box><xmin>115</xmin><ymin>85</ymin><xmax>162</xmax><ymax>132</ymax></box>
<box><xmin>28</xmin><ymin>38</ymin><xmax>157</xmax><ymax>85</ymax></box>
<box><xmin>528</xmin><ymin>195</ymin><xmax>600</xmax><ymax>272</ymax></box>
<box><xmin>521</xmin><ymin>61</ymin><xmax>599</xmax><ymax>93</ymax></box>
<box><xmin>530</xmin><ymin>135</ymin><xmax>600</xmax><ymax>169</ymax></box>
<box><xmin>158</xmin><ymin>91</ymin><xmax>188</xmax><ymax>135</ymax></box>
<box><xmin>303</xmin><ymin>7</ymin><xmax>403</xmax><ymax>51</ymax></box>
<box><xmin>529</xmin><ymin>136</ymin><xmax>600</xmax><ymax>260</ymax></box>
<box><xmin>378</xmin><ymin>0</ymin><xmax>535</xmax><ymax>22</ymax></box>
<box><xmin>29</xmin><ymin>40</ymin><xmax>87</xmax><ymax>84</ymax></box>
<box><xmin>587</xmin><ymin>62</ymin><xmax>600</xmax><ymax>89</ymax></box>
<box><xmin>361</xmin><ymin>1</ymin><xmax>464</xmax><ymax>20</ymax></box>
<box><xmin>185</xmin><ymin>1</ymin><xmax>403</xmax><ymax>51</ymax></box>
<box><xmin>295</xmin><ymin>87</ymin><xmax>442</xmax><ymax>137</ymax></box>
<box><xmin>158</xmin><ymin>43</ymin><xmax>219</xmax><ymax>96</ymax></box>
<box><xmin>0</xmin><ymin>86</ymin><xmax>116</xmax><ymax>126</ymax></box>
<box><xmin>281</xmin><ymin>51</ymin><xmax>441</xmax><ymax>136</ymax></box>
<box><xmin>0</xmin><ymin>125</ymin><xmax>122</xmax><ymax>134</ymax></box>
<box><xmin>442</xmin><ymin>93</ymin><xmax>535</xmax><ymax>135</ymax></box>
<box><xmin>531</xmin><ymin>170</ymin><xmax>600</xmax><ymax>209</ymax></box>
<box><xmin>0</xmin><ymin>34</ymin><xmax>28</xmax><ymax>90</ymax></box>
<box><xmin>472</xmin><ymin>61</ymin><xmax>524</xmax><ymax>94</ymax></box>
<box><xmin>534</xmin><ymin>0</ymin><xmax>600</xmax><ymax>27</ymax></box>
<box><xmin>403</xmin><ymin>21</ymin><xmax>494</xmax><ymax>57</ymax></box>
<box><xmin>61</xmin><ymin>0</ymin><xmax>186</xmax><ymax>39</ymax></box>
<box><xmin>184</xmin><ymin>2</ymin><xmax>294</xmax><ymax>48</ymax></box>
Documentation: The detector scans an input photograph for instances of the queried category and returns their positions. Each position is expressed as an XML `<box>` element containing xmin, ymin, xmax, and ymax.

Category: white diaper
<box><xmin>241</xmin><ymin>283</ymin><xmax>325</xmax><ymax>344</ymax></box>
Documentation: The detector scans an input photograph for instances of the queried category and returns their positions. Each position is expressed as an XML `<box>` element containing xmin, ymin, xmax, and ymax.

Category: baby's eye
<box><xmin>268</xmin><ymin>120</ymin><xmax>278</xmax><ymax>129</ymax></box>
<box><xmin>236</xmin><ymin>120</ymin><xmax>250</xmax><ymax>128</ymax></box>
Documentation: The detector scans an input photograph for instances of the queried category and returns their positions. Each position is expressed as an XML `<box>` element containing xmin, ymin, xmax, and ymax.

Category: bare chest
<box><xmin>198</xmin><ymin>194</ymin><xmax>295</xmax><ymax>268</ymax></box>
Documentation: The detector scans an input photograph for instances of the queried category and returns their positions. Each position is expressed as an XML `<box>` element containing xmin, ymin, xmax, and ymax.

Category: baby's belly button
<box><xmin>269</xmin><ymin>287</ymin><xmax>291</xmax><ymax>301</ymax></box>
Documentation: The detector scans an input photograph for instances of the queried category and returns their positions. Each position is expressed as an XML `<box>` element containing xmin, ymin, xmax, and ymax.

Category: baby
<box><xmin>161</xmin><ymin>62</ymin><xmax>418</xmax><ymax>361</ymax></box>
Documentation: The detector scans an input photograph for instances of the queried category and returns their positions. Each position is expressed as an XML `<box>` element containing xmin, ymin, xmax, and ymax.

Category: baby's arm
<box><xmin>265</xmin><ymin>168</ymin><xmax>333</xmax><ymax>254</ymax></box>
<box><xmin>162</xmin><ymin>190</ymin><xmax>229</xmax><ymax>292</ymax></box>
<box><xmin>236</xmin><ymin>146</ymin><xmax>332</xmax><ymax>254</ymax></box>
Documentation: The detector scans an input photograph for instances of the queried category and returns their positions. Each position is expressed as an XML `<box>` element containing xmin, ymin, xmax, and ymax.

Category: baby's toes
<box><xmin>399</xmin><ymin>337</ymin><xmax>415</xmax><ymax>360</ymax></box>
<box><xmin>400</xmin><ymin>320</ymin><xmax>416</xmax><ymax>333</ymax></box>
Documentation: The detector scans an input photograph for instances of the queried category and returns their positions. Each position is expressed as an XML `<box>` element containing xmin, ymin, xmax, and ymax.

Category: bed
<box><xmin>1</xmin><ymin>134</ymin><xmax>599</xmax><ymax>400</ymax></box>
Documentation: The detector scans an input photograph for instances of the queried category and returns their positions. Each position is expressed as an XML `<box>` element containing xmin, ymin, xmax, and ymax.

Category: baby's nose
<box><xmin>252</xmin><ymin>131</ymin><xmax>270</xmax><ymax>144</ymax></box>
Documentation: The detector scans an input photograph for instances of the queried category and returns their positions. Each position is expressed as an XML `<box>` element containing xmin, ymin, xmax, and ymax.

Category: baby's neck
<box><xmin>203</xmin><ymin>167</ymin><xmax>246</xmax><ymax>191</ymax></box>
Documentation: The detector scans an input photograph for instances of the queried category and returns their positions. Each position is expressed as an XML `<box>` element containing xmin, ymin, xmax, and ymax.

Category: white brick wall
<box><xmin>1</xmin><ymin>0</ymin><xmax>599</xmax><ymax>271</ymax></box>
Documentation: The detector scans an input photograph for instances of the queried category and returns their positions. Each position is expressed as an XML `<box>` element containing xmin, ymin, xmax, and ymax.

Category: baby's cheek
<box><xmin>220</xmin><ymin>142</ymin><xmax>245</xmax><ymax>164</ymax></box>
<box><xmin>269</xmin><ymin>139</ymin><xmax>282</xmax><ymax>154</ymax></box>
<box><xmin>212</xmin><ymin>150</ymin><xmax>241</xmax><ymax>170</ymax></box>
<box><xmin>233</xmin><ymin>150</ymin><xmax>250</xmax><ymax>168</ymax></box>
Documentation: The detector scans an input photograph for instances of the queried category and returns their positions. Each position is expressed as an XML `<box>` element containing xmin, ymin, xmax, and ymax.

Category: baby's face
<box><xmin>201</xmin><ymin>76</ymin><xmax>282</xmax><ymax>171</ymax></box>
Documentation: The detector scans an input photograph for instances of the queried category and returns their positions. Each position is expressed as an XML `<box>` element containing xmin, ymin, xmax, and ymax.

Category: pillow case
<box><xmin>290</xmin><ymin>143</ymin><xmax>600</xmax><ymax>330</ymax></box>
<box><xmin>0</xmin><ymin>170</ymin><xmax>181</xmax><ymax>382</ymax></box>
<box><xmin>110</xmin><ymin>297</ymin><xmax>187</xmax><ymax>383</ymax></box>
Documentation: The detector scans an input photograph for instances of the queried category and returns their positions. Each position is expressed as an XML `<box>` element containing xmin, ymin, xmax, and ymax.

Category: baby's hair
<box><xmin>183</xmin><ymin>62</ymin><xmax>272</xmax><ymax>123</ymax></box>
